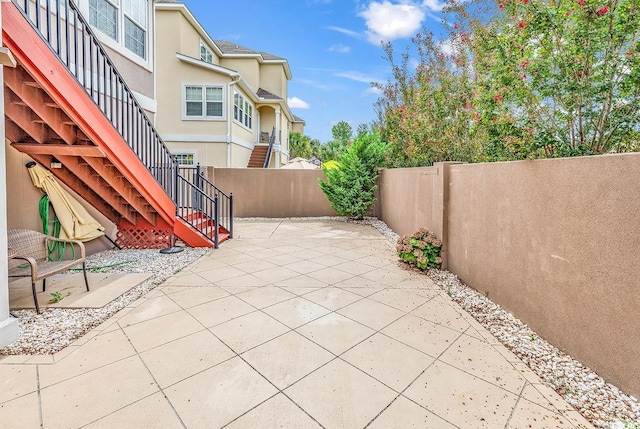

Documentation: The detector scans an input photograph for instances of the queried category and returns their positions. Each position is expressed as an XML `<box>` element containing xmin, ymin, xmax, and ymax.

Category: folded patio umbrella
<box><xmin>27</xmin><ymin>162</ymin><xmax>105</xmax><ymax>242</ymax></box>
<box><xmin>281</xmin><ymin>159</ymin><xmax>319</xmax><ymax>169</ymax></box>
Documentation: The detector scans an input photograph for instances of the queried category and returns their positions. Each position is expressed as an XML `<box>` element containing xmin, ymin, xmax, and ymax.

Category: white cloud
<box><xmin>421</xmin><ymin>0</ymin><xmax>444</xmax><ymax>11</ymax></box>
<box><xmin>335</xmin><ymin>71</ymin><xmax>382</xmax><ymax>85</ymax></box>
<box><xmin>327</xmin><ymin>26</ymin><xmax>362</xmax><ymax>39</ymax></box>
<box><xmin>438</xmin><ymin>38</ymin><xmax>454</xmax><ymax>55</ymax></box>
<box><xmin>365</xmin><ymin>86</ymin><xmax>383</xmax><ymax>95</ymax></box>
<box><xmin>358</xmin><ymin>0</ymin><xmax>445</xmax><ymax>45</ymax></box>
<box><xmin>288</xmin><ymin>97</ymin><xmax>310</xmax><ymax>109</ymax></box>
<box><xmin>329</xmin><ymin>44</ymin><xmax>351</xmax><ymax>53</ymax></box>
<box><xmin>409</xmin><ymin>58</ymin><xmax>420</xmax><ymax>70</ymax></box>
<box><xmin>359</xmin><ymin>1</ymin><xmax>424</xmax><ymax>44</ymax></box>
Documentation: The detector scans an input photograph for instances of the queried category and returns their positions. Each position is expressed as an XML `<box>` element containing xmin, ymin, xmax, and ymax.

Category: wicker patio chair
<box><xmin>7</xmin><ymin>229</ymin><xmax>88</xmax><ymax>314</ymax></box>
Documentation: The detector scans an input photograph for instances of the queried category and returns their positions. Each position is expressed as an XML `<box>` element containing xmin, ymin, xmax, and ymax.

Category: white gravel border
<box><xmin>1</xmin><ymin>217</ymin><xmax>638</xmax><ymax>428</ymax></box>
<box><xmin>354</xmin><ymin>216</ymin><xmax>639</xmax><ymax>429</ymax></box>
<box><xmin>1</xmin><ymin>248</ymin><xmax>208</xmax><ymax>355</ymax></box>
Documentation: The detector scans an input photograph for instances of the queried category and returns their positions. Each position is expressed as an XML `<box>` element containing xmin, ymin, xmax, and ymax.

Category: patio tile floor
<box><xmin>0</xmin><ymin>220</ymin><xmax>594</xmax><ymax>428</ymax></box>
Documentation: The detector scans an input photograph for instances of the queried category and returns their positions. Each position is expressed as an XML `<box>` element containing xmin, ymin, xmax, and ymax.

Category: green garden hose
<box><xmin>39</xmin><ymin>195</ymin><xmax>75</xmax><ymax>261</ymax></box>
<box><xmin>68</xmin><ymin>260</ymin><xmax>134</xmax><ymax>271</ymax></box>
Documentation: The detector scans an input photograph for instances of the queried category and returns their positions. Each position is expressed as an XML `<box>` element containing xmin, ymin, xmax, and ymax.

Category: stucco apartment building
<box><xmin>155</xmin><ymin>0</ymin><xmax>304</xmax><ymax>168</ymax></box>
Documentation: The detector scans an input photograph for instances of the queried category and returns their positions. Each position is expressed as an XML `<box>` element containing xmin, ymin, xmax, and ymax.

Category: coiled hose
<box><xmin>39</xmin><ymin>195</ymin><xmax>75</xmax><ymax>261</ymax></box>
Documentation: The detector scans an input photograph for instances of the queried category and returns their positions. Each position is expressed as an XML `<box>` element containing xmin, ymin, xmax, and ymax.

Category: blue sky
<box><xmin>180</xmin><ymin>0</ymin><xmax>446</xmax><ymax>143</ymax></box>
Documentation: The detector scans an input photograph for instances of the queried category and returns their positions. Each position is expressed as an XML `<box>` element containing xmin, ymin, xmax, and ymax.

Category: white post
<box><xmin>274</xmin><ymin>107</ymin><xmax>281</xmax><ymax>168</ymax></box>
<box><xmin>0</xmin><ymin>5</ymin><xmax>19</xmax><ymax>346</ymax></box>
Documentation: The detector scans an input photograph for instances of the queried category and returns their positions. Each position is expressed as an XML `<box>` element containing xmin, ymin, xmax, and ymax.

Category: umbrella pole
<box><xmin>160</xmin><ymin>234</ymin><xmax>184</xmax><ymax>254</ymax></box>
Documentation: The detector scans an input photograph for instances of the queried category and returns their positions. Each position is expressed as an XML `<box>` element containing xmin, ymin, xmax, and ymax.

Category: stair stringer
<box><xmin>3</xmin><ymin>3</ymin><xmax>176</xmax><ymax>225</ymax></box>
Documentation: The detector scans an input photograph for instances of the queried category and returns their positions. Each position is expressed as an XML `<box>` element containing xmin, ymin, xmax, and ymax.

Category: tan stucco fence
<box><xmin>6</xmin><ymin>148</ymin><xmax>639</xmax><ymax>397</ymax></box>
<box><xmin>210</xmin><ymin>156</ymin><xmax>640</xmax><ymax>399</ymax></box>
<box><xmin>374</xmin><ymin>156</ymin><xmax>640</xmax><ymax>399</ymax></box>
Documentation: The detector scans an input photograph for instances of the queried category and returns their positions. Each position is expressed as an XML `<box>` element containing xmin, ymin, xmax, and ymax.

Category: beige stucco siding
<box><xmin>155</xmin><ymin>10</ymin><xmax>232</xmax><ymax>138</ymax></box>
<box><xmin>76</xmin><ymin>0</ymin><xmax>155</xmax><ymax>101</ymax></box>
<box><xmin>103</xmin><ymin>45</ymin><xmax>155</xmax><ymax>100</ymax></box>
<box><xmin>292</xmin><ymin>122</ymin><xmax>304</xmax><ymax>134</ymax></box>
<box><xmin>260</xmin><ymin>63</ymin><xmax>287</xmax><ymax>99</ymax></box>
<box><xmin>164</xmin><ymin>141</ymin><xmax>227</xmax><ymax>167</ymax></box>
<box><xmin>230</xmin><ymin>145</ymin><xmax>252</xmax><ymax>168</ymax></box>
<box><xmin>220</xmin><ymin>58</ymin><xmax>259</xmax><ymax>90</ymax></box>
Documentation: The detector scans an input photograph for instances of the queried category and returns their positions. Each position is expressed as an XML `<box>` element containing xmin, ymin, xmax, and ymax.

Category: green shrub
<box><xmin>318</xmin><ymin>132</ymin><xmax>385</xmax><ymax>219</ymax></box>
<box><xmin>397</xmin><ymin>228</ymin><xmax>442</xmax><ymax>270</ymax></box>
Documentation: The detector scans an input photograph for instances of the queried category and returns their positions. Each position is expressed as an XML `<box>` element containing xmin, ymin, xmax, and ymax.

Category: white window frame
<box><xmin>86</xmin><ymin>0</ymin><xmax>150</xmax><ymax>66</ymax></box>
<box><xmin>182</xmin><ymin>84</ymin><xmax>225</xmax><ymax>121</ymax></box>
<box><xmin>200</xmin><ymin>41</ymin><xmax>213</xmax><ymax>64</ymax></box>
<box><xmin>233</xmin><ymin>90</ymin><xmax>253</xmax><ymax>130</ymax></box>
<box><xmin>171</xmin><ymin>151</ymin><xmax>198</xmax><ymax>167</ymax></box>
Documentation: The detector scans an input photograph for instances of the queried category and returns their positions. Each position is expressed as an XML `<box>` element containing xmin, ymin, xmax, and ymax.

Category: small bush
<box><xmin>397</xmin><ymin>228</ymin><xmax>442</xmax><ymax>270</ymax></box>
<box><xmin>318</xmin><ymin>132</ymin><xmax>385</xmax><ymax>219</ymax></box>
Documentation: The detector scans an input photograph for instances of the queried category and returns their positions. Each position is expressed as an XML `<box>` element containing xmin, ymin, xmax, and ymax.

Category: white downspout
<box><xmin>227</xmin><ymin>74</ymin><xmax>240</xmax><ymax>167</ymax></box>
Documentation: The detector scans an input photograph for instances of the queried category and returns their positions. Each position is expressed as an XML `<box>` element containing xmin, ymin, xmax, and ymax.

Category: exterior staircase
<box><xmin>247</xmin><ymin>146</ymin><xmax>269</xmax><ymax>168</ymax></box>
<box><xmin>3</xmin><ymin>0</ymin><xmax>232</xmax><ymax>248</ymax></box>
<box><xmin>247</xmin><ymin>127</ymin><xmax>275</xmax><ymax>168</ymax></box>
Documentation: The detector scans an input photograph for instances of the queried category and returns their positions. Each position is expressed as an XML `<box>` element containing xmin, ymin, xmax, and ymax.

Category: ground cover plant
<box><xmin>397</xmin><ymin>228</ymin><xmax>443</xmax><ymax>269</ymax></box>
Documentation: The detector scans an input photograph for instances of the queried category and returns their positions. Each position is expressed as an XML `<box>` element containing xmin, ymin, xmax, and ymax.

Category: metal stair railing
<box><xmin>178</xmin><ymin>165</ymin><xmax>233</xmax><ymax>248</ymax></box>
<box><xmin>12</xmin><ymin>0</ymin><xmax>233</xmax><ymax>246</ymax></box>
<box><xmin>263</xmin><ymin>126</ymin><xmax>276</xmax><ymax>168</ymax></box>
<box><xmin>13</xmin><ymin>0</ymin><xmax>175</xmax><ymax>197</ymax></box>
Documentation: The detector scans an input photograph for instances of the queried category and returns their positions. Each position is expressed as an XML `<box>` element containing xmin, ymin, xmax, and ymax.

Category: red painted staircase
<box><xmin>3</xmin><ymin>0</ymin><xmax>232</xmax><ymax>248</ymax></box>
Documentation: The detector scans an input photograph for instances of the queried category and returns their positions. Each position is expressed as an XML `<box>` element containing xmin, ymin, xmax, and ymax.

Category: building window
<box><xmin>172</xmin><ymin>152</ymin><xmax>196</xmax><ymax>166</ymax></box>
<box><xmin>185</xmin><ymin>85</ymin><xmax>223</xmax><ymax>118</ymax></box>
<box><xmin>89</xmin><ymin>0</ymin><xmax>147</xmax><ymax>59</ymax></box>
<box><xmin>89</xmin><ymin>0</ymin><xmax>117</xmax><ymax>40</ymax></box>
<box><xmin>200</xmin><ymin>41</ymin><xmax>213</xmax><ymax>63</ymax></box>
<box><xmin>233</xmin><ymin>91</ymin><xmax>253</xmax><ymax>129</ymax></box>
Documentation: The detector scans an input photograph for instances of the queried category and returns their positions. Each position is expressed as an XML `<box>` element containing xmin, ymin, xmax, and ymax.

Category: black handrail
<box><xmin>174</xmin><ymin>166</ymin><xmax>233</xmax><ymax>248</ymax></box>
<box><xmin>12</xmin><ymin>0</ymin><xmax>234</xmax><ymax>247</ymax></box>
<box><xmin>263</xmin><ymin>127</ymin><xmax>276</xmax><ymax>168</ymax></box>
<box><xmin>179</xmin><ymin>165</ymin><xmax>233</xmax><ymax>241</ymax></box>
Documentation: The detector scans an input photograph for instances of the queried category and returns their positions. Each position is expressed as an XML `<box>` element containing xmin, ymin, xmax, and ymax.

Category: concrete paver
<box><xmin>0</xmin><ymin>220</ymin><xmax>594</xmax><ymax>428</ymax></box>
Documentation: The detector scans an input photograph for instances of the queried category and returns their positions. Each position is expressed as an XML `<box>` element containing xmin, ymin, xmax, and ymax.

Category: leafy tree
<box><xmin>374</xmin><ymin>0</ymin><xmax>640</xmax><ymax>165</ymax></box>
<box><xmin>289</xmin><ymin>132</ymin><xmax>313</xmax><ymax>159</ymax></box>
<box><xmin>320</xmin><ymin>139</ymin><xmax>348</xmax><ymax>161</ymax></box>
<box><xmin>374</xmin><ymin>29</ymin><xmax>480</xmax><ymax>167</ymax></box>
<box><xmin>331</xmin><ymin>120</ymin><xmax>353</xmax><ymax>144</ymax></box>
<box><xmin>472</xmin><ymin>0</ymin><xmax>640</xmax><ymax>158</ymax></box>
<box><xmin>310</xmin><ymin>138</ymin><xmax>322</xmax><ymax>159</ymax></box>
<box><xmin>319</xmin><ymin>121</ymin><xmax>354</xmax><ymax>161</ymax></box>
<box><xmin>318</xmin><ymin>132</ymin><xmax>386</xmax><ymax>219</ymax></box>
<box><xmin>356</xmin><ymin>123</ymin><xmax>370</xmax><ymax>139</ymax></box>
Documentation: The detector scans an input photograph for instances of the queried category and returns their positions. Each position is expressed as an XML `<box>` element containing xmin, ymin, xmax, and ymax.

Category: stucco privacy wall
<box><xmin>374</xmin><ymin>163</ymin><xmax>456</xmax><ymax>267</ymax></box>
<box><xmin>374</xmin><ymin>167</ymin><xmax>437</xmax><ymax>236</ymax></box>
<box><xmin>210</xmin><ymin>168</ymin><xmax>336</xmax><ymax>218</ymax></box>
<box><xmin>445</xmin><ymin>154</ymin><xmax>640</xmax><ymax>398</ymax></box>
<box><xmin>373</xmin><ymin>154</ymin><xmax>640</xmax><ymax>398</ymax></box>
